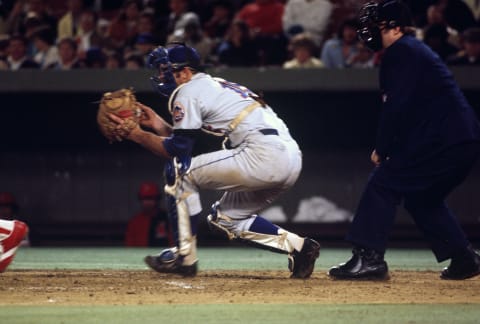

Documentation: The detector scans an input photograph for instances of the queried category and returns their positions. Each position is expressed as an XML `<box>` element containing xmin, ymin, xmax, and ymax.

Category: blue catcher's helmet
<box><xmin>147</xmin><ymin>44</ymin><xmax>201</xmax><ymax>97</ymax></box>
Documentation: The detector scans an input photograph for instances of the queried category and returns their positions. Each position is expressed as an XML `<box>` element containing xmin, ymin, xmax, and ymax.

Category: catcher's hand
<box><xmin>97</xmin><ymin>88</ymin><xmax>142</xmax><ymax>143</ymax></box>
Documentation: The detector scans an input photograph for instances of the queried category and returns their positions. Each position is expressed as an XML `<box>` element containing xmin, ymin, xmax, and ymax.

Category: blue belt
<box><xmin>259</xmin><ymin>128</ymin><xmax>278</xmax><ymax>136</ymax></box>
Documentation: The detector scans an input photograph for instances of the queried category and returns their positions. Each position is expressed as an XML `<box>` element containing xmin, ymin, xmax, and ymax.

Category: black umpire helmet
<box><xmin>357</xmin><ymin>0</ymin><xmax>414</xmax><ymax>52</ymax></box>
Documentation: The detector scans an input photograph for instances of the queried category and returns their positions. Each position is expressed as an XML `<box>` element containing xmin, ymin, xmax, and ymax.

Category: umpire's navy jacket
<box><xmin>375</xmin><ymin>34</ymin><xmax>480</xmax><ymax>190</ymax></box>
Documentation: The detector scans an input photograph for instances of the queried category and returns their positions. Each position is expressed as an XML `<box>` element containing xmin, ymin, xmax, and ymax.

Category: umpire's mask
<box><xmin>357</xmin><ymin>0</ymin><xmax>414</xmax><ymax>52</ymax></box>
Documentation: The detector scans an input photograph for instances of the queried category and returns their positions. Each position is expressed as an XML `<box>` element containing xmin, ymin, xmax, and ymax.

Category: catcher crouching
<box><xmin>99</xmin><ymin>44</ymin><xmax>320</xmax><ymax>279</ymax></box>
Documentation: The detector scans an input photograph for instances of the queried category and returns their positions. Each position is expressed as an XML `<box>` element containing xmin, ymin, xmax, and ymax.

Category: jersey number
<box><xmin>216</xmin><ymin>79</ymin><xmax>254</xmax><ymax>98</ymax></box>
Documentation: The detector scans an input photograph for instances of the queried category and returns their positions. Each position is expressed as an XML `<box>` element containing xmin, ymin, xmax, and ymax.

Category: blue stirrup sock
<box><xmin>249</xmin><ymin>215</ymin><xmax>279</xmax><ymax>235</ymax></box>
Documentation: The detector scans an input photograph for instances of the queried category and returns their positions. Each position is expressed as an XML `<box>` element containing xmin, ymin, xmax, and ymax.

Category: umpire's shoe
<box><xmin>288</xmin><ymin>238</ymin><xmax>320</xmax><ymax>279</ymax></box>
<box><xmin>328</xmin><ymin>247</ymin><xmax>389</xmax><ymax>280</ymax></box>
<box><xmin>441</xmin><ymin>246</ymin><xmax>480</xmax><ymax>280</ymax></box>
<box><xmin>144</xmin><ymin>248</ymin><xmax>197</xmax><ymax>277</ymax></box>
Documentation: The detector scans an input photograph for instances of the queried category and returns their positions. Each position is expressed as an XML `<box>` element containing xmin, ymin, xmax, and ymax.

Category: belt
<box><xmin>259</xmin><ymin>128</ymin><xmax>278</xmax><ymax>136</ymax></box>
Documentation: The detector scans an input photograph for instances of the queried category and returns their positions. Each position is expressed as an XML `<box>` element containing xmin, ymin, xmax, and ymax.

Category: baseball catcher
<box><xmin>106</xmin><ymin>44</ymin><xmax>320</xmax><ymax>279</ymax></box>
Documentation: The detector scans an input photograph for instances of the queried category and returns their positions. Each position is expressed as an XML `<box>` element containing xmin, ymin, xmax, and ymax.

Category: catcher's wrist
<box><xmin>155</xmin><ymin>120</ymin><xmax>172</xmax><ymax>136</ymax></box>
<box><xmin>128</xmin><ymin>127</ymin><xmax>145</xmax><ymax>143</ymax></box>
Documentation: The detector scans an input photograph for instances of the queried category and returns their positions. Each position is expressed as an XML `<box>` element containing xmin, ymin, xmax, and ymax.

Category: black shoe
<box><xmin>144</xmin><ymin>248</ymin><xmax>198</xmax><ymax>277</ymax></box>
<box><xmin>288</xmin><ymin>238</ymin><xmax>321</xmax><ymax>279</ymax></box>
<box><xmin>441</xmin><ymin>246</ymin><xmax>480</xmax><ymax>280</ymax></box>
<box><xmin>328</xmin><ymin>247</ymin><xmax>389</xmax><ymax>280</ymax></box>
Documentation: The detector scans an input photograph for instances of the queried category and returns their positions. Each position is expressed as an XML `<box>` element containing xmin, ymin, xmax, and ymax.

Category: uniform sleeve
<box><xmin>375</xmin><ymin>42</ymin><xmax>418</xmax><ymax>159</ymax></box>
<box><xmin>170</xmin><ymin>95</ymin><xmax>203</xmax><ymax>130</ymax></box>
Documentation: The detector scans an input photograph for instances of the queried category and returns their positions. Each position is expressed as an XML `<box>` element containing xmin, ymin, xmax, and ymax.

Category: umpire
<box><xmin>329</xmin><ymin>0</ymin><xmax>480</xmax><ymax>280</ymax></box>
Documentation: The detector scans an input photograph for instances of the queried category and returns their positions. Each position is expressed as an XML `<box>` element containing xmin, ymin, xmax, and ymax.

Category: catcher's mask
<box><xmin>357</xmin><ymin>0</ymin><xmax>413</xmax><ymax>52</ymax></box>
<box><xmin>147</xmin><ymin>43</ymin><xmax>201</xmax><ymax>97</ymax></box>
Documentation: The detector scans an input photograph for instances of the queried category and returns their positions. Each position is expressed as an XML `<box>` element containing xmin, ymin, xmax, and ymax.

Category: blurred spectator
<box><xmin>463</xmin><ymin>0</ymin><xmax>480</xmax><ymax>22</ymax></box>
<box><xmin>47</xmin><ymin>37</ymin><xmax>83</xmax><ymax>69</ymax></box>
<box><xmin>236</xmin><ymin>0</ymin><xmax>287</xmax><ymax>65</ymax></box>
<box><xmin>0</xmin><ymin>33</ymin><xmax>10</xmax><ymax>60</ymax></box>
<box><xmin>105</xmin><ymin>51</ymin><xmax>124</xmax><ymax>69</ymax></box>
<box><xmin>105</xmin><ymin>23</ymin><xmax>127</xmax><ymax>51</ymax></box>
<box><xmin>136</xmin><ymin>11</ymin><xmax>159</xmax><ymax>45</ymax></box>
<box><xmin>23</xmin><ymin>12</ymin><xmax>45</xmax><ymax>41</ymax></box>
<box><xmin>84</xmin><ymin>47</ymin><xmax>106</xmax><ymax>68</ymax></box>
<box><xmin>122</xmin><ymin>0</ymin><xmax>143</xmax><ymax>37</ymax></box>
<box><xmin>283</xmin><ymin>32</ymin><xmax>323</xmax><ymax>69</ymax></box>
<box><xmin>124</xmin><ymin>53</ymin><xmax>144</xmax><ymax>69</ymax></box>
<box><xmin>403</xmin><ymin>0</ymin><xmax>433</xmax><ymax>28</ymax></box>
<box><xmin>132</xmin><ymin>32</ymin><xmax>156</xmax><ymax>63</ymax></box>
<box><xmin>0</xmin><ymin>192</ymin><xmax>30</xmax><ymax>246</ymax></box>
<box><xmin>204</xmin><ymin>0</ymin><xmax>234</xmax><ymax>42</ymax></box>
<box><xmin>217</xmin><ymin>19</ymin><xmax>259</xmax><ymax>67</ymax></box>
<box><xmin>320</xmin><ymin>18</ymin><xmax>359</xmax><ymax>68</ymax></box>
<box><xmin>77</xmin><ymin>9</ymin><xmax>105</xmax><ymax>61</ymax></box>
<box><xmin>32</xmin><ymin>25</ymin><xmax>58</xmax><ymax>69</ymax></box>
<box><xmin>169</xmin><ymin>20</ymin><xmax>214</xmax><ymax>64</ymax></box>
<box><xmin>423</xmin><ymin>23</ymin><xmax>459</xmax><ymax>62</ymax></box>
<box><xmin>236</xmin><ymin>0</ymin><xmax>284</xmax><ymax>36</ymax></box>
<box><xmin>437</xmin><ymin>0</ymin><xmax>477</xmax><ymax>34</ymax></box>
<box><xmin>166</xmin><ymin>0</ymin><xmax>201</xmax><ymax>43</ymax></box>
<box><xmin>282</xmin><ymin>0</ymin><xmax>333</xmax><ymax>47</ymax></box>
<box><xmin>57</xmin><ymin>0</ymin><xmax>85</xmax><ymax>39</ymax></box>
<box><xmin>417</xmin><ymin>4</ymin><xmax>461</xmax><ymax>49</ymax></box>
<box><xmin>6</xmin><ymin>34</ymin><xmax>39</xmax><ymax>70</ymax></box>
<box><xmin>6</xmin><ymin>0</ymin><xmax>57</xmax><ymax>36</ymax></box>
<box><xmin>97</xmin><ymin>18</ymin><xmax>111</xmax><ymax>39</ymax></box>
<box><xmin>125</xmin><ymin>182</ymin><xmax>172</xmax><ymax>247</ymax></box>
<box><xmin>0</xmin><ymin>192</ymin><xmax>18</xmax><ymax>220</ymax></box>
<box><xmin>107</xmin><ymin>0</ymin><xmax>143</xmax><ymax>51</ymax></box>
<box><xmin>346</xmin><ymin>42</ymin><xmax>375</xmax><ymax>68</ymax></box>
<box><xmin>137</xmin><ymin>11</ymin><xmax>154</xmax><ymax>35</ymax></box>
<box><xmin>447</xmin><ymin>27</ymin><xmax>480</xmax><ymax>65</ymax></box>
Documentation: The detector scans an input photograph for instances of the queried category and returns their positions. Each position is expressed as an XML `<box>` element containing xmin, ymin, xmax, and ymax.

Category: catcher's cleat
<box><xmin>441</xmin><ymin>246</ymin><xmax>480</xmax><ymax>280</ymax></box>
<box><xmin>288</xmin><ymin>238</ymin><xmax>320</xmax><ymax>279</ymax></box>
<box><xmin>328</xmin><ymin>247</ymin><xmax>389</xmax><ymax>280</ymax></box>
<box><xmin>0</xmin><ymin>220</ymin><xmax>29</xmax><ymax>273</ymax></box>
<box><xmin>144</xmin><ymin>248</ymin><xmax>198</xmax><ymax>277</ymax></box>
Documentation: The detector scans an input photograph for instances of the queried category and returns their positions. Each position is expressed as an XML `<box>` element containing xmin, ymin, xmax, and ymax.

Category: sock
<box><xmin>248</xmin><ymin>215</ymin><xmax>279</xmax><ymax>235</ymax></box>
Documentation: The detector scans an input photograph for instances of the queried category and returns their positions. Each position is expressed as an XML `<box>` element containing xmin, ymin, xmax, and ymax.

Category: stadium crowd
<box><xmin>0</xmin><ymin>0</ymin><xmax>479</xmax><ymax>70</ymax></box>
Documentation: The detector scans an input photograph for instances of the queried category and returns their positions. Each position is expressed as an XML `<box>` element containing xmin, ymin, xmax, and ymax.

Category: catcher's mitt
<box><xmin>97</xmin><ymin>88</ymin><xmax>142</xmax><ymax>143</ymax></box>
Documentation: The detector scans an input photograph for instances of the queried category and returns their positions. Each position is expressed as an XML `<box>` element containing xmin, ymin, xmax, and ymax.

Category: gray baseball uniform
<box><xmin>170</xmin><ymin>72</ymin><xmax>303</xmax><ymax>251</ymax></box>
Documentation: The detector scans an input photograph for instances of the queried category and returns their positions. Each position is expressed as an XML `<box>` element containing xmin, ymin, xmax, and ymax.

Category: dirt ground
<box><xmin>1</xmin><ymin>270</ymin><xmax>479</xmax><ymax>306</ymax></box>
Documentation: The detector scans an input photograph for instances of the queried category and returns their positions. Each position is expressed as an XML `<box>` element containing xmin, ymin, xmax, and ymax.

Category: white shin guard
<box><xmin>207</xmin><ymin>211</ymin><xmax>298</xmax><ymax>254</ymax></box>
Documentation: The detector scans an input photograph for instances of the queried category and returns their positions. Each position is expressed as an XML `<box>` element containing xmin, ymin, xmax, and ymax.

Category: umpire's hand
<box><xmin>371</xmin><ymin>149</ymin><xmax>382</xmax><ymax>166</ymax></box>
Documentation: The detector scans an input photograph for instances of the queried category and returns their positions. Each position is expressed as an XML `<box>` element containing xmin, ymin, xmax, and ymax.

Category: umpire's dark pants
<box><xmin>346</xmin><ymin>142</ymin><xmax>480</xmax><ymax>262</ymax></box>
